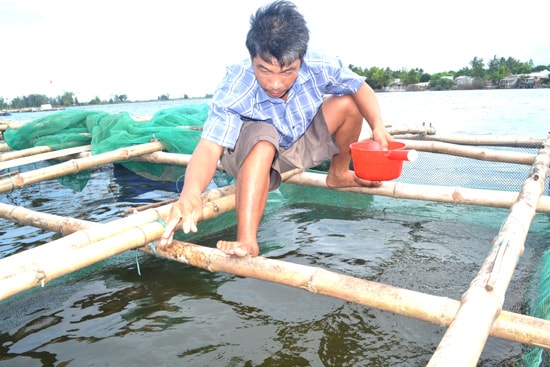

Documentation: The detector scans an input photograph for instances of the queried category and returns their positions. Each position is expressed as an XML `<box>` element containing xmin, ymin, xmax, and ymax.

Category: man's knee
<box><xmin>247</xmin><ymin>140</ymin><xmax>277</xmax><ymax>160</ymax></box>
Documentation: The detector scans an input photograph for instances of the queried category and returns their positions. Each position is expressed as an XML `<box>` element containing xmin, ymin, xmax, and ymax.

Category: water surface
<box><xmin>1</xmin><ymin>89</ymin><xmax>549</xmax><ymax>366</ymax></box>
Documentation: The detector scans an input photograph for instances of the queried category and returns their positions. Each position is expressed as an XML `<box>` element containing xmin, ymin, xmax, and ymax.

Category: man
<box><xmin>159</xmin><ymin>0</ymin><xmax>392</xmax><ymax>257</ymax></box>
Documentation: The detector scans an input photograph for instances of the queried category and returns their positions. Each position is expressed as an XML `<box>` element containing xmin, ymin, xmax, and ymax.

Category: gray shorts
<box><xmin>220</xmin><ymin>107</ymin><xmax>340</xmax><ymax>191</ymax></box>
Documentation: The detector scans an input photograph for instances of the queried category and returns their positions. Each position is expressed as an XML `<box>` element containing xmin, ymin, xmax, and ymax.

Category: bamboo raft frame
<box><xmin>0</xmin><ymin>125</ymin><xmax>549</xmax><ymax>366</ymax></box>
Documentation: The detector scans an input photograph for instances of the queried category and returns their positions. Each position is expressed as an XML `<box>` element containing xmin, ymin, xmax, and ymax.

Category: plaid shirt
<box><xmin>202</xmin><ymin>50</ymin><xmax>364</xmax><ymax>149</ymax></box>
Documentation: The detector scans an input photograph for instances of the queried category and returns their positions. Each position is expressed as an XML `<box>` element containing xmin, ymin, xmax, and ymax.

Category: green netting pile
<box><xmin>3</xmin><ymin>104</ymin><xmax>208</xmax><ymax>189</ymax></box>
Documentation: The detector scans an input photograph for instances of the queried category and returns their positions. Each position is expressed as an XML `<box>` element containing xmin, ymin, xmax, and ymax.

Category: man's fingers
<box><xmin>160</xmin><ymin>217</ymin><xmax>181</xmax><ymax>245</ymax></box>
<box><xmin>183</xmin><ymin>212</ymin><xmax>198</xmax><ymax>234</ymax></box>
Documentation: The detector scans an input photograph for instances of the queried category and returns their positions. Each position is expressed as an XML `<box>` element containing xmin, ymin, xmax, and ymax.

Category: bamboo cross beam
<box><xmin>386</xmin><ymin>125</ymin><xmax>437</xmax><ymax>136</ymax></box>
<box><xmin>359</xmin><ymin>123</ymin><xmax>436</xmax><ymax>140</ymax></box>
<box><xmin>0</xmin><ymin>145</ymin><xmax>53</xmax><ymax>162</ymax></box>
<box><xmin>128</xmin><ymin>151</ymin><xmax>550</xmax><ymax>212</ymax></box>
<box><xmin>397</xmin><ymin>134</ymin><xmax>545</xmax><ymax>148</ymax></box>
<box><xmin>0</xmin><ymin>168</ymin><xmax>303</xmax><ymax>301</ymax></box>
<box><xmin>0</xmin><ymin>142</ymin><xmax>11</xmax><ymax>152</ymax></box>
<box><xmin>398</xmin><ymin>139</ymin><xmax>537</xmax><ymax>165</ymax></box>
<box><xmin>0</xmin><ymin>145</ymin><xmax>91</xmax><ymax>170</ymax></box>
<box><xmin>427</xmin><ymin>135</ymin><xmax>550</xmax><ymax>367</ymax></box>
<box><xmin>284</xmin><ymin>171</ymin><xmax>550</xmax><ymax>213</ymax></box>
<box><xmin>0</xmin><ymin>141</ymin><xmax>165</xmax><ymax>193</ymax></box>
<box><xmin>0</xmin><ymin>120</ymin><xmax>27</xmax><ymax>131</ymax></box>
<box><xmin>0</xmin><ymin>186</ymin><xmax>237</xmax><ymax>281</ymax></box>
<box><xmin>139</xmin><ymin>239</ymin><xmax>550</xmax><ymax>350</ymax></box>
<box><xmin>0</xmin><ymin>194</ymin><xmax>234</xmax><ymax>301</ymax></box>
<box><xmin>129</xmin><ymin>151</ymin><xmax>224</xmax><ymax>171</ymax></box>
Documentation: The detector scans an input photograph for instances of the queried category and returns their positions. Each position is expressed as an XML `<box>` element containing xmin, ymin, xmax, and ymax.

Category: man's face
<box><xmin>252</xmin><ymin>56</ymin><xmax>300</xmax><ymax>101</ymax></box>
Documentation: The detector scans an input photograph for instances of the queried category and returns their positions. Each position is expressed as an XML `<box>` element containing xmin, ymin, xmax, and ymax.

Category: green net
<box><xmin>3</xmin><ymin>104</ymin><xmax>208</xmax><ymax>187</ymax></box>
<box><xmin>523</xmin><ymin>249</ymin><xmax>550</xmax><ymax>367</ymax></box>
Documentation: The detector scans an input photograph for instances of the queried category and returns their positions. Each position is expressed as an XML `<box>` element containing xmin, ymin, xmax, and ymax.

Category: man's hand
<box><xmin>372</xmin><ymin>127</ymin><xmax>393</xmax><ymax>151</ymax></box>
<box><xmin>159</xmin><ymin>193</ymin><xmax>203</xmax><ymax>246</ymax></box>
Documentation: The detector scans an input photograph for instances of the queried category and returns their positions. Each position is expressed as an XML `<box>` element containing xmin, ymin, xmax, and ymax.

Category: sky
<box><xmin>1</xmin><ymin>0</ymin><xmax>549</xmax><ymax>102</ymax></box>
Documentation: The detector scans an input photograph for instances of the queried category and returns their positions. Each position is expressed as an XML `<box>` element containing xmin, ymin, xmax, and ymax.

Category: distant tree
<box><xmin>114</xmin><ymin>94</ymin><xmax>128</xmax><ymax>103</ymax></box>
<box><xmin>158</xmin><ymin>94</ymin><xmax>170</xmax><ymax>101</ymax></box>
<box><xmin>10</xmin><ymin>97</ymin><xmax>23</xmax><ymax>109</ymax></box>
<box><xmin>348</xmin><ymin>64</ymin><xmax>365</xmax><ymax>76</ymax></box>
<box><xmin>59</xmin><ymin>91</ymin><xmax>75</xmax><ymax>106</ymax></box>
<box><xmin>0</xmin><ymin>97</ymin><xmax>7</xmax><ymax>110</ymax></box>
<box><xmin>469</xmin><ymin>57</ymin><xmax>485</xmax><ymax>79</ymax></box>
<box><xmin>89</xmin><ymin>96</ymin><xmax>102</xmax><ymax>105</ymax></box>
<box><xmin>532</xmin><ymin>64</ymin><xmax>549</xmax><ymax>72</ymax></box>
<box><xmin>419</xmin><ymin>72</ymin><xmax>431</xmax><ymax>83</ymax></box>
<box><xmin>402</xmin><ymin>68</ymin><xmax>424</xmax><ymax>86</ymax></box>
<box><xmin>429</xmin><ymin>75</ymin><xmax>454</xmax><ymax>90</ymax></box>
<box><xmin>364</xmin><ymin>67</ymin><xmax>393</xmax><ymax>89</ymax></box>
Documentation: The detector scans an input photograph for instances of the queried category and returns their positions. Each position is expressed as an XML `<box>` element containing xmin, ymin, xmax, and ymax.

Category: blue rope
<box><xmin>135</xmin><ymin>251</ymin><xmax>142</xmax><ymax>276</ymax></box>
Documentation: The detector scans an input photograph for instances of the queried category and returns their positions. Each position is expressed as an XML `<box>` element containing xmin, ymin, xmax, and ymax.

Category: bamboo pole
<box><xmin>0</xmin><ymin>170</ymin><xmax>18</xmax><ymax>179</ymax></box>
<box><xmin>0</xmin><ymin>168</ymin><xmax>302</xmax><ymax>301</ymax></box>
<box><xmin>0</xmin><ymin>184</ymin><xmax>238</xmax><ymax>278</ymax></box>
<box><xmin>0</xmin><ymin>142</ymin><xmax>11</xmax><ymax>152</ymax></box>
<box><xmin>1</xmin><ymin>195</ymin><xmax>550</xmax><ymax>350</ymax></box>
<box><xmin>359</xmin><ymin>123</ymin><xmax>436</xmax><ymax>140</ymax></box>
<box><xmin>0</xmin><ymin>141</ymin><xmax>164</xmax><ymax>193</ymax></box>
<box><xmin>139</xmin><ymin>239</ymin><xmax>550</xmax><ymax>349</ymax></box>
<box><xmin>0</xmin><ymin>202</ymin><xmax>96</xmax><ymax>234</ymax></box>
<box><xmin>130</xmin><ymin>151</ymin><xmax>550</xmax><ymax>212</ymax></box>
<box><xmin>130</xmin><ymin>151</ymin><xmax>224</xmax><ymax>171</ymax></box>
<box><xmin>398</xmin><ymin>139</ymin><xmax>536</xmax><ymax>165</ymax></box>
<box><xmin>284</xmin><ymin>171</ymin><xmax>550</xmax><ymax>213</ymax></box>
<box><xmin>0</xmin><ymin>194</ymin><xmax>235</xmax><ymax>300</ymax></box>
<box><xmin>386</xmin><ymin>125</ymin><xmax>437</xmax><ymax>136</ymax></box>
<box><xmin>0</xmin><ymin>145</ymin><xmax>91</xmax><ymax>170</ymax></box>
<box><xmin>0</xmin><ymin>145</ymin><xmax>53</xmax><ymax>162</ymax></box>
<box><xmin>427</xmin><ymin>136</ymin><xmax>550</xmax><ymax>367</ymax></box>
<box><xmin>397</xmin><ymin>134</ymin><xmax>545</xmax><ymax>148</ymax></box>
<box><xmin>0</xmin><ymin>120</ymin><xmax>27</xmax><ymax>131</ymax></box>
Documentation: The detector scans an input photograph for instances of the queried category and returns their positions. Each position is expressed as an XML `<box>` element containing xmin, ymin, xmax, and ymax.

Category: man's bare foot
<box><xmin>217</xmin><ymin>240</ymin><xmax>259</xmax><ymax>257</ymax></box>
<box><xmin>326</xmin><ymin>169</ymin><xmax>382</xmax><ymax>188</ymax></box>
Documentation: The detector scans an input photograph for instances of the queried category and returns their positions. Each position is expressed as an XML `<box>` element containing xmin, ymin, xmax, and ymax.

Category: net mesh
<box><xmin>398</xmin><ymin>146</ymin><xmax>548</xmax><ymax>194</ymax></box>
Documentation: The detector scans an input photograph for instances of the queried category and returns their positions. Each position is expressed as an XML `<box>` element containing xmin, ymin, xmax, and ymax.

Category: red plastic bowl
<box><xmin>350</xmin><ymin>141</ymin><xmax>408</xmax><ymax>181</ymax></box>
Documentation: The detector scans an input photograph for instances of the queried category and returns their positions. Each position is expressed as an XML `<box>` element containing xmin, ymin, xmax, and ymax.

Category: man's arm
<box><xmin>351</xmin><ymin>83</ymin><xmax>392</xmax><ymax>149</ymax></box>
<box><xmin>159</xmin><ymin>138</ymin><xmax>224</xmax><ymax>245</ymax></box>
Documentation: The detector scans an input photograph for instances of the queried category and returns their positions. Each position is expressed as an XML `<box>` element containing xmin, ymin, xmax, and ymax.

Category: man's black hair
<box><xmin>245</xmin><ymin>0</ymin><xmax>309</xmax><ymax>67</ymax></box>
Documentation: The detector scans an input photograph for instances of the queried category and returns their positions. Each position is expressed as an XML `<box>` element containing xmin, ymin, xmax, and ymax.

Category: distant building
<box><xmin>407</xmin><ymin>82</ymin><xmax>429</xmax><ymax>91</ymax></box>
<box><xmin>500</xmin><ymin>70</ymin><xmax>549</xmax><ymax>88</ymax></box>
<box><xmin>454</xmin><ymin>76</ymin><xmax>474</xmax><ymax>87</ymax></box>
